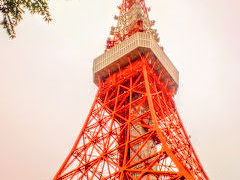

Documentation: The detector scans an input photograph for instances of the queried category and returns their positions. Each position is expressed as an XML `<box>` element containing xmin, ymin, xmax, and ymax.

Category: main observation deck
<box><xmin>93</xmin><ymin>32</ymin><xmax>179</xmax><ymax>92</ymax></box>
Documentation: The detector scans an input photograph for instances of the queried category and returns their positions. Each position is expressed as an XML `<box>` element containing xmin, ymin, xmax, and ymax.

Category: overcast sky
<box><xmin>0</xmin><ymin>0</ymin><xmax>240</xmax><ymax>179</ymax></box>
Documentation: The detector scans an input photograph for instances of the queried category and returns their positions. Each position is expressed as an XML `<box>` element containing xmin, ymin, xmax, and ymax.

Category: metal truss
<box><xmin>53</xmin><ymin>56</ymin><xmax>209</xmax><ymax>180</ymax></box>
<box><xmin>106</xmin><ymin>0</ymin><xmax>159</xmax><ymax>50</ymax></box>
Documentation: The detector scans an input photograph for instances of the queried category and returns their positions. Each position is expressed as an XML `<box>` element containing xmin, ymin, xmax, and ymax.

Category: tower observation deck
<box><xmin>54</xmin><ymin>1</ymin><xmax>209</xmax><ymax>179</ymax></box>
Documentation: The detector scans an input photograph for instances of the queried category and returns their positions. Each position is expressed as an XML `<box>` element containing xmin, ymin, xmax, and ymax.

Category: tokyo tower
<box><xmin>53</xmin><ymin>0</ymin><xmax>209</xmax><ymax>179</ymax></box>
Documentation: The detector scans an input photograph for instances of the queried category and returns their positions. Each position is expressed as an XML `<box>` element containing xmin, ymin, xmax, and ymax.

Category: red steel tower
<box><xmin>54</xmin><ymin>0</ymin><xmax>209</xmax><ymax>179</ymax></box>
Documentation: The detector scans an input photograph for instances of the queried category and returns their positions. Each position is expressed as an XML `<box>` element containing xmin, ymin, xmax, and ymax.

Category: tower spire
<box><xmin>106</xmin><ymin>0</ymin><xmax>159</xmax><ymax>49</ymax></box>
<box><xmin>120</xmin><ymin>0</ymin><xmax>148</xmax><ymax>14</ymax></box>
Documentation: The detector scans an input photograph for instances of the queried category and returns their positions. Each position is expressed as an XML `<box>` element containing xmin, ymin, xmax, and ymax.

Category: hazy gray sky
<box><xmin>0</xmin><ymin>0</ymin><xmax>239</xmax><ymax>179</ymax></box>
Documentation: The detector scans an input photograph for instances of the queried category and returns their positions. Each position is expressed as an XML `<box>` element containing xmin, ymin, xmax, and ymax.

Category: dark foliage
<box><xmin>0</xmin><ymin>0</ymin><xmax>51</xmax><ymax>38</ymax></box>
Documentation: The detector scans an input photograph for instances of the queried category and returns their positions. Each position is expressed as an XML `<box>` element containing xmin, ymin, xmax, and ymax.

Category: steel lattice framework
<box><xmin>54</xmin><ymin>0</ymin><xmax>209</xmax><ymax>179</ymax></box>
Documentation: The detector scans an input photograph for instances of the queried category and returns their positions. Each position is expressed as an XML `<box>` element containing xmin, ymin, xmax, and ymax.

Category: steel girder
<box><xmin>53</xmin><ymin>56</ymin><xmax>208</xmax><ymax>180</ymax></box>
